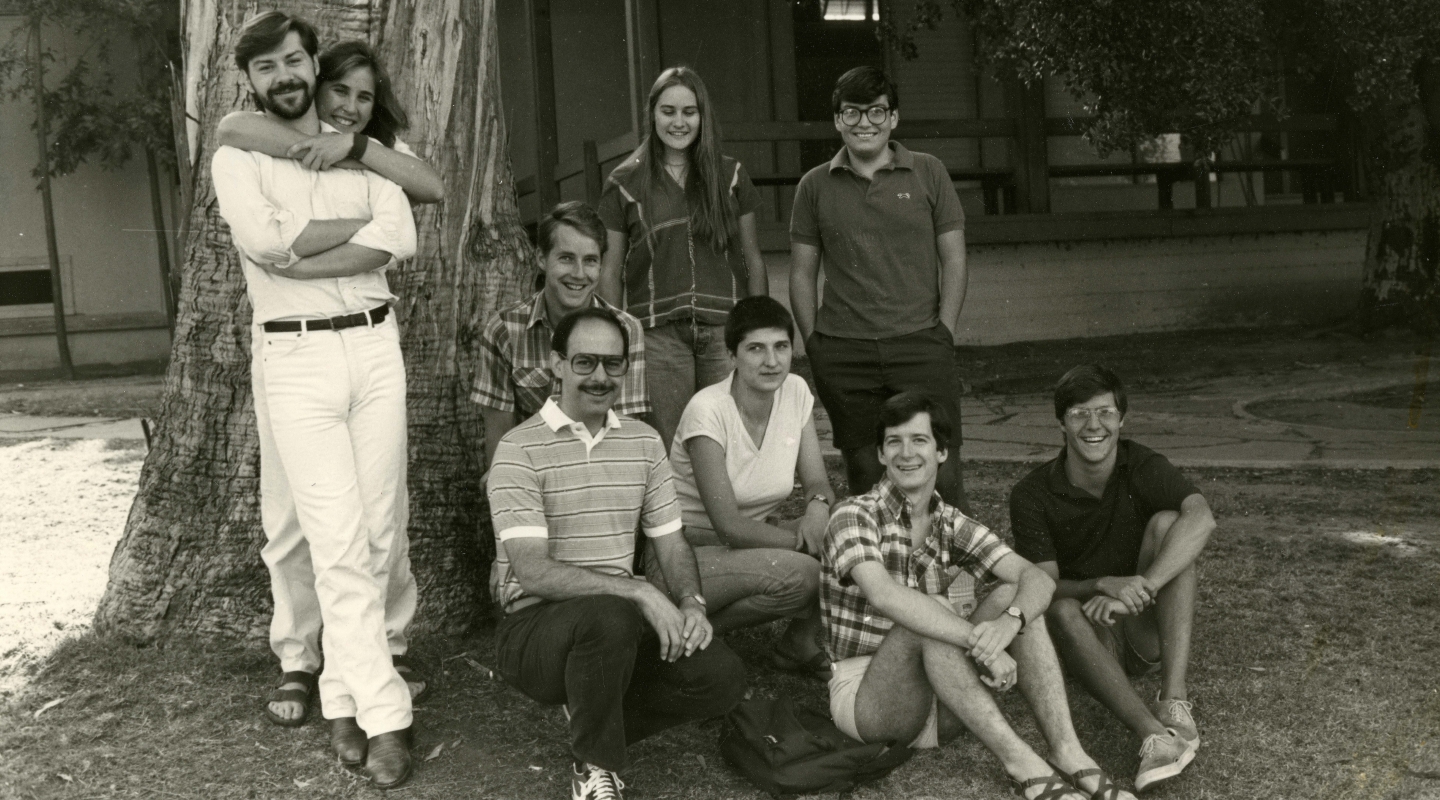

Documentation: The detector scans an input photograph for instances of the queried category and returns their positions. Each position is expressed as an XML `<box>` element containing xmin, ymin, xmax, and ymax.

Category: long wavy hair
<box><xmin>636</xmin><ymin>66</ymin><xmax>736</xmax><ymax>253</ymax></box>
<box><xmin>318</xmin><ymin>41</ymin><xmax>408</xmax><ymax>148</ymax></box>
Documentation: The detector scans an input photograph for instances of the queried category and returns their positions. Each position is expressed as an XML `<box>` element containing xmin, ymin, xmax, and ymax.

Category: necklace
<box><xmin>663</xmin><ymin>161</ymin><xmax>688</xmax><ymax>183</ymax></box>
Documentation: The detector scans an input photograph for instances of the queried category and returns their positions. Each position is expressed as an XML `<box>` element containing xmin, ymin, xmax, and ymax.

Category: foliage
<box><xmin>0</xmin><ymin>0</ymin><xmax>179</xmax><ymax>179</ymax></box>
<box><xmin>878</xmin><ymin>0</ymin><xmax>1440</xmax><ymax>162</ymax></box>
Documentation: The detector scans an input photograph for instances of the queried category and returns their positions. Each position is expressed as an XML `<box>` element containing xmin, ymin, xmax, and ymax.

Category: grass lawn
<box><xmin>3</xmin><ymin>455</ymin><xmax>1438</xmax><ymax>800</ymax></box>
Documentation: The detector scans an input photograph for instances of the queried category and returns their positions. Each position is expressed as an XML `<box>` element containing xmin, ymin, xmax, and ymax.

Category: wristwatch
<box><xmin>681</xmin><ymin>593</ymin><xmax>707</xmax><ymax>608</ymax></box>
<box><xmin>808</xmin><ymin>493</ymin><xmax>831</xmax><ymax>508</ymax></box>
<box><xmin>1003</xmin><ymin>605</ymin><xmax>1027</xmax><ymax>632</ymax></box>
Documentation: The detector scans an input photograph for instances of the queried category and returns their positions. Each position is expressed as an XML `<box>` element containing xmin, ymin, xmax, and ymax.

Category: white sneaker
<box><xmin>572</xmin><ymin>762</ymin><xmax>625</xmax><ymax>800</ymax></box>
<box><xmin>1134</xmin><ymin>729</ymin><xmax>1194</xmax><ymax>792</ymax></box>
<box><xmin>1153</xmin><ymin>696</ymin><xmax>1199</xmax><ymax>754</ymax></box>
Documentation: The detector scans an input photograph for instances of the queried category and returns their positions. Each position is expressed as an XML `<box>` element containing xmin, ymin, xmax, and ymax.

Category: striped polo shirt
<box><xmin>488</xmin><ymin>398</ymin><xmax>683</xmax><ymax>613</ymax></box>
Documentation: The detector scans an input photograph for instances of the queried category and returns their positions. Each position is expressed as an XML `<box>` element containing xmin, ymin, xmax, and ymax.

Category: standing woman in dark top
<box><xmin>598</xmin><ymin>66</ymin><xmax>769</xmax><ymax>448</ymax></box>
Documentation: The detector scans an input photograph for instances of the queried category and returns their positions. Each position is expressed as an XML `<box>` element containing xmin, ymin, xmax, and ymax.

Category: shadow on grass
<box><xmin>4</xmin><ymin>466</ymin><xmax>1440</xmax><ymax>799</ymax></box>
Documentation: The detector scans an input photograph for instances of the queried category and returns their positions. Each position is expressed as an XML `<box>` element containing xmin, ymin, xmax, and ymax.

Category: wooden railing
<box><xmin>516</xmin><ymin>114</ymin><xmax>1343</xmax><ymax>219</ymax></box>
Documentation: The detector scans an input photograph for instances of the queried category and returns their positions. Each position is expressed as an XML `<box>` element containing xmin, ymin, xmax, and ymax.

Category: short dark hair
<box><xmin>551</xmin><ymin>306</ymin><xmax>628</xmax><ymax>357</ymax></box>
<box><xmin>538</xmin><ymin>201</ymin><xmax>608</xmax><ymax>259</ymax></box>
<box><xmin>724</xmin><ymin>296</ymin><xmax>794</xmax><ymax>353</ymax></box>
<box><xmin>1053</xmin><ymin>365</ymin><xmax>1128</xmax><ymax>420</ymax></box>
<box><xmin>832</xmin><ymin>66</ymin><xmax>899</xmax><ymax>115</ymax></box>
<box><xmin>875</xmin><ymin>391</ymin><xmax>951</xmax><ymax>453</ymax></box>
<box><xmin>234</xmin><ymin>11</ymin><xmax>319</xmax><ymax>73</ymax></box>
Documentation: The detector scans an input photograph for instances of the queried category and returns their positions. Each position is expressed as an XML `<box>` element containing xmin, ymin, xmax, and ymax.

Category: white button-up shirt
<box><xmin>211</xmin><ymin>120</ymin><xmax>417</xmax><ymax>324</ymax></box>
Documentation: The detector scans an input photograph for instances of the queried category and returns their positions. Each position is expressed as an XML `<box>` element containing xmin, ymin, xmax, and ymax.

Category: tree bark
<box><xmin>1359</xmin><ymin>64</ymin><xmax>1440</xmax><ymax>334</ymax></box>
<box><xmin>94</xmin><ymin>0</ymin><xmax>533</xmax><ymax>642</ymax></box>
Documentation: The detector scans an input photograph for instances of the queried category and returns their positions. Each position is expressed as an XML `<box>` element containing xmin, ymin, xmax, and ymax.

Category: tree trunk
<box><xmin>94</xmin><ymin>0</ymin><xmax>533</xmax><ymax>642</ymax></box>
<box><xmin>1360</xmin><ymin>64</ymin><xmax>1440</xmax><ymax>334</ymax></box>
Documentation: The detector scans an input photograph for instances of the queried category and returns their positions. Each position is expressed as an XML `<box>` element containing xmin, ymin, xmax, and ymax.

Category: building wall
<box><xmin>0</xmin><ymin>16</ymin><xmax>172</xmax><ymax>373</ymax></box>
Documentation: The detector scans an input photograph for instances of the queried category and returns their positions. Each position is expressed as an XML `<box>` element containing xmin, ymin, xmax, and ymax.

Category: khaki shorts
<box><xmin>828</xmin><ymin>595</ymin><xmax>957</xmax><ymax>750</ymax></box>
<box><xmin>1091</xmin><ymin>615</ymin><xmax>1161</xmax><ymax>677</ymax></box>
<box><xmin>829</xmin><ymin>654</ymin><xmax>941</xmax><ymax>749</ymax></box>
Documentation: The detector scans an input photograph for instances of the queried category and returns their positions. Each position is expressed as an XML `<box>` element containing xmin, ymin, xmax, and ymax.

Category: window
<box><xmin>822</xmin><ymin>0</ymin><xmax>876</xmax><ymax>22</ymax></box>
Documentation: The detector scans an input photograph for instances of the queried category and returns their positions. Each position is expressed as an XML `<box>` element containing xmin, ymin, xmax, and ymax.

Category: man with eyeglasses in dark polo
<box><xmin>1009</xmin><ymin>365</ymin><xmax>1216</xmax><ymax>792</ymax></box>
<box><xmin>790</xmin><ymin>65</ymin><xmax>970</xmax><ymax>513</ymax></box>
<box><xmin>486</xmin><ymin>305</ymin><xmax>746</xmax><ymax>800</ymax></box>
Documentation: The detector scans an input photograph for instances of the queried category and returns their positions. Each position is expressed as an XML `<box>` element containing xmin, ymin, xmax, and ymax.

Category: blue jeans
<box><xmin>643</xmin><ymin>319</ymin><xmax>732</xmax><ymax>449</ymax></box>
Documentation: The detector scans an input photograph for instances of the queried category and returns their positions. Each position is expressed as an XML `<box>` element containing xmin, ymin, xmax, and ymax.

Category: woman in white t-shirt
<box><xmin>662</xmin><ymin>296</ymin><xmax>836</xmax><ymax>677</ymax></box>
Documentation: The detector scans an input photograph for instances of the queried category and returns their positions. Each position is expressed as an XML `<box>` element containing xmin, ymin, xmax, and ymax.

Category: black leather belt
<box><xmin>262</xmin><ymin>304</ymin><xmax>389</xmax><ymax>333</ymax></box>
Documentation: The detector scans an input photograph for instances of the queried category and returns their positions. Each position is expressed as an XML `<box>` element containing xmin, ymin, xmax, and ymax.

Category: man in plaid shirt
<box><xmin>473</xmin><ymin>201</ymin><xmax>649</xmax><ymax>476</ymax></box>
<box><xmin>820</xmin><ymin>393</ymin><xmax>1135</xmax><ymax>800</ymax></box>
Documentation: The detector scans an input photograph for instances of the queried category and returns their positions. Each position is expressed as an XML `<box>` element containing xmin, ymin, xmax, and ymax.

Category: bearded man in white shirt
<box><xmin>211</xmin><ymin>11</ymin><xmax>418</xmax><ymax>789</ymax></box>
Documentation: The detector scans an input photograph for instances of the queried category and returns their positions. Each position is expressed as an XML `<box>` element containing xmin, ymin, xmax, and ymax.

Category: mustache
<box><xmin>578</xmin><ymin>380</ymin><xmax>615</xmax><ymax>392</ymax></box>
<box><xmin>267</xmin><ymin>79</ymin><xmax>308</xmax><ymax>99</ymax></box>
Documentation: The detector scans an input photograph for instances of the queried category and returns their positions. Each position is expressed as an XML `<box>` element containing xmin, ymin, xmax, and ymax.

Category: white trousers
<box><xmin>251</xmin><ymin>316</ymin><xmax>413</xmax><ymax>735</ymax></box>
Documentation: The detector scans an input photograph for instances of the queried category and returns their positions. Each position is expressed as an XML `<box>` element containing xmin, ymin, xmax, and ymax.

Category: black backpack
<box><xmin>719</xmin><ymin>697</ymin><xmax>914</xmax><ymax>797</ymax></box>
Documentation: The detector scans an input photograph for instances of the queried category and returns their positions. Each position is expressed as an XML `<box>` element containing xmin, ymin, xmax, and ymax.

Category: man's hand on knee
<box><xmin>1083</xmin><ymin>595</ymin><xmax>1129</xmax><ymax>627</ymax></box>
<box><xmin>967</xmin><ymin>616</ymin><xmax>1021</xmax><ymax>665</ymax></box>
<box><xmin>1095</xmin><ymin>575</ymin><xmax>1152</xmax><ymax>615</ymax></box>
<box><xmin>975</xmin><ymin>650</ymin><xmax>1017</xmax><ymax>691</ymax></box>
<box><xmin>633</xmin><ymin>583</ymin><xmax>688</xmax><ymax>662</ymax></box>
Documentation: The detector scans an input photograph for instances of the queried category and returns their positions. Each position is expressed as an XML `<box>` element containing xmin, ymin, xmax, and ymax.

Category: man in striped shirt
<box><xmin>487</xmin><ymin>306</ymin><xmax>746</xmax><ymax>800</ymax></box>
<box><xmin>820</xmin><ymin>393</ymin><xmax>1133</xmax><ymax>800</ymax></box>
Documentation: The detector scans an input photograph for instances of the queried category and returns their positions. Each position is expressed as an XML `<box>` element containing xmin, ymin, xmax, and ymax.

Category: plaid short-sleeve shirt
<box><xmin>470</xmin><ymin>291</ymin><xmax>649</xmax><ymax>419</ymax></box>
<box><xmin>820</xmin><ymin>476</ymin><xmax>1014</xmax><ymax>661</ymax></box>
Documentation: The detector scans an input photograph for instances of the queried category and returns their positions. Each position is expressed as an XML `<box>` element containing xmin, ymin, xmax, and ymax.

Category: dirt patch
<box><xmin>0</xmin><ymin>438</ymin><xmax>142</xmax><ymax>698</ymax></box>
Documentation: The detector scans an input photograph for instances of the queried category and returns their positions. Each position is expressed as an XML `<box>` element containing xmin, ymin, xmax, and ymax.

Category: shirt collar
<box><xmin>828</xmin><ymin>141</ymin><xmax>914</xmax><ymax>175</ymax></box>
<box><xmin>525</xmin><ymin>290</ymin><xmax>617</xmax><ymax>330</ymax></box>
<box><xmin>1047</xmin><ymin>440</ymin><xmax>1130</xmax><ymax>497</ymax></box>
<box><xmin>875</xmin><ymin>475</ymin><xmax>942</xmax><ymax>524</ymax></box>
<box><xmin>539</xmin><ymin>396</ymin><xmax>621</xmax><ymax>434</ymax></box>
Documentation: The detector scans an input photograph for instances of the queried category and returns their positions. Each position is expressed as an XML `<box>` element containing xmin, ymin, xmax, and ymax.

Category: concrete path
<box><xmin>4</xmin><ymin>354</ymin><xmax>1437</xmax><ymax>468</ymax></box>
<box><xmin>0</xmin><ymin>414</ymin><xmax>147</xmax><ymax>441</ymax></box>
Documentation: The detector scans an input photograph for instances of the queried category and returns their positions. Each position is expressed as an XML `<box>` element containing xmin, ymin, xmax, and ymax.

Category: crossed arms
<box><xmin>850</xmin><ymin>550</ymin><xmax>1055</xmax><ymax>687</ymax></box>
<box><xmin>1038</xmin><ymin>493</ymin><xmax>1215</xmax><ymax>625</ymax></box>
<box><xmin>211</xmin><ymin>145</ymin><xmax>417</xmax><ymax>279</ymax></box>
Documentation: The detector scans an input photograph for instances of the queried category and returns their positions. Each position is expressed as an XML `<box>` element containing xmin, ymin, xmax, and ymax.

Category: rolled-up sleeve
<box><xmin>350</xmin><ymin>164</ymin><xmax>417</xmax><ymax>261</ymax></box>
<box><xmin>211</xmin><ymin>146</ymin><xmax>307</xmax><ymax>267</ymax></box>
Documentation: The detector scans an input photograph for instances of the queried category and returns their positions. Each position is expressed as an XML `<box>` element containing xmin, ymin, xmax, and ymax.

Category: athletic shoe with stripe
<box><xmin>1134</xmin><ymin>728</ymin><xmax>1193</xmax><ymax>792</ymax></box>
<box><xmin>1153</xmin><ymin>696</ymin><xmax>1199</xmax><ymax>754</ymax></box>
<box><xmin>572</xmin><ymin>762</ymin><xmax>625</xmax><ymax>800</ymax></box>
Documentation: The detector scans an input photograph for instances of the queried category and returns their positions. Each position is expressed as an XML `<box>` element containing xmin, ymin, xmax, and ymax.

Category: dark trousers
<box><xmin>808</xmin><ymin>323</ymin><xmax>970</xmax><ymax>512</ymax></box>
<box><xmin>494</xmin><ymin>594</ymin><xmax>747</xmax><ymax>771</ymax></box>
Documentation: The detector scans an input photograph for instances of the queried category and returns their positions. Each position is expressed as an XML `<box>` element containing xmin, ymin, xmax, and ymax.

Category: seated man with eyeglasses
<box><xmin>487</xmin><ymin>305</ymin><xmax>746</xmax><ymax>800</ymax></box>
<box><xmin>1009</xmin><ymin>365</ymin><xmax>1217</xmax><ymax>793</ymax></box>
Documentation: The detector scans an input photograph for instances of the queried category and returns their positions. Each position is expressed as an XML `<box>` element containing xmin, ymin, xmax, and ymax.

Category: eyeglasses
<box><xmin>838</xmin><ymin>104</ymin><xmax>892</xmax><ymax>127</ymax></box>
<box><xmin>1064</xmin><ymin>407</ymin><xmax>1122</xmax><ymax>425</ymax></box>
<box><xmin>561</xmin><ymin>352</ymin><xmax>630</xmax><ymax>377</ymax></box>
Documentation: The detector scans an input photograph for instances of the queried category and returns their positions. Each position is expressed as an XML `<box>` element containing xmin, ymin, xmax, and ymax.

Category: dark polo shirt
<box><xmin>789</xmin><ymin>142</ymin><xmax>965</xmax><ymax>339</ymax></box>
<box><xmin>1009</xmin><ymin>440</ymin><xmax>1199</xmax><ymax>581</ymax></box>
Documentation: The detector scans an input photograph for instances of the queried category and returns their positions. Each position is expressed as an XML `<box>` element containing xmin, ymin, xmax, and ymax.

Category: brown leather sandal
<box><xmin>262</xmin><ymin>670</ymin><xmax>317</xmax><ymax>728</ymax></box>
<box><xmin>1012</xmin><ymin>770</ymin><xmax>1083</xmax><ymax>800</ymax></box>
<box><xmin>1048</xmin><ymin>760</ymin><xmax>1127</xmax><ymax>800</ymax></box>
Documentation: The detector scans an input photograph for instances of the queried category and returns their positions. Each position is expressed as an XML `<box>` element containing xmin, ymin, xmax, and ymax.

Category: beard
<box><xmin>254</xmin><ymin>79</ymin><xmax>314</xmax><ymax>120</ymax></box>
